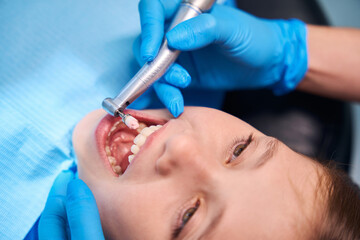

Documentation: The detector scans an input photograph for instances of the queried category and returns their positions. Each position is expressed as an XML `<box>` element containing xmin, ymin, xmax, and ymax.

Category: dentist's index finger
<box><xmin>138</xmin><ymin>0</ymin><xmax>181</xmax><ymax>62</ymax></box>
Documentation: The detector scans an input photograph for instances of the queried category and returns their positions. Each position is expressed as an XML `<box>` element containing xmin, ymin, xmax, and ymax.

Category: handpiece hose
<box><xmin>102</xmin><ymin>0</ymin><xmax>216</xmax><ymax>117</ymax></box>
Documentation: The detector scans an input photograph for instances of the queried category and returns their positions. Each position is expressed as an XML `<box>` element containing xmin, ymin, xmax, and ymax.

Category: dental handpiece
<box><xmin>102</xmin><ymin>0</ymin><xmax>216</xmax><ymax>128</ymax></box>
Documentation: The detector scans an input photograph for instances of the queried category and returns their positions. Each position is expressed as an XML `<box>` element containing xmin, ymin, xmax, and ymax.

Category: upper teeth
<box><xmin>128</xmin><ymin>125</ymin><xmax>162</xmax><ymax>163</ymax></box>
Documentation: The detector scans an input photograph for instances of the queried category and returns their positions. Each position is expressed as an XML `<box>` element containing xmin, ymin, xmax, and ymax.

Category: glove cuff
<box><xmin>271</xmin><ymin>19</ymin><xmax>308</xmax><ymax>95</ymax></box>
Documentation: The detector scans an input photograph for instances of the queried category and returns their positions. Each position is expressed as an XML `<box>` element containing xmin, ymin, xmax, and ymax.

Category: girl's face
<box><xmin>73</xmin><ymin>107</ymin><xmax>321</xmax><ymax>239</ymax></box>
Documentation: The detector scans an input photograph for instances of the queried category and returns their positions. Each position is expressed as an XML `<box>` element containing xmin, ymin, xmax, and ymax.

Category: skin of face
<box><xmin>73</xmin><ymin>107</ymin><xmax>322</xmax><ymax>240</ymax></box>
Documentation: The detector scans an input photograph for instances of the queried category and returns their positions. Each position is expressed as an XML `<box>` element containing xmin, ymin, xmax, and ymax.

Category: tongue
<box><xmin>109</xmin><ymin>129</ymin><xmax>137</xmax><ymax>173</ymax></box>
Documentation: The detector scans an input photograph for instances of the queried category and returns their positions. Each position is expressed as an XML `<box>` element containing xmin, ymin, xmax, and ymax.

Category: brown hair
<box><xmin>313</xmin><ymin>162</ymin><xmax>360</xmax><ymax>239</ymax></box>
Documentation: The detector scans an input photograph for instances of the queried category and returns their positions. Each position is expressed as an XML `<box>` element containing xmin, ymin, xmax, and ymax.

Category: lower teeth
<box><xmin>112</xmin><ymin>165</ymin><xmax>121</xmax><ymax>174</ymax></box>
<box><xmin>105</xmin><ymin>146</ymin><xmax>111</xmax><ymax>155</ymax></box>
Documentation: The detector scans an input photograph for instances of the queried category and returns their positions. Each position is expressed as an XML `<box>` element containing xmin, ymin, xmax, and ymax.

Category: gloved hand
<box><xmin>39</xmin><ymin>171</ymin><xmax>105</xmax><ymax>240</ymax></box>
<box><xmin>135</xmin><ymin>0</ymin><xmax>308</xmax><ymax>117</ymax></box>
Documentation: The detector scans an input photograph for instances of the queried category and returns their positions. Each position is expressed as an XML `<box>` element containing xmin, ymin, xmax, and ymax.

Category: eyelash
<box><xmin>226</xmin><ymin>134</ymin><xmax>253</xmax><ymax>164</ymax></box>
<box><xmin>172</xmin><ymin>199</ymin><xmax>200</xmax><ymax>239</ymax></box>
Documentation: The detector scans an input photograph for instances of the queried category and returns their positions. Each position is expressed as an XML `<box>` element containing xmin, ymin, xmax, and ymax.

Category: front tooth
<box><xmin>128</xmin><ymin>155</ymin><xmax>134</xmax><ymax>163</ymax></box>
<box><xmin>131</xmin><ymin>144</ymin><xmax>140</xmax><ymax>154</ymax></box>
<box><xmin>149</xmin><ymin>126</ymin><xmax>157</xmax><ymax>131</ymax></box>
<box><xmin>134</xmin><ymin>134</ymin><xmax>146</xmax><ymax>146</ymax></box>
<box><xmin>141</xmin><ymin>127</ymin><xmax>154</xmax><ymax>137</ymax></box>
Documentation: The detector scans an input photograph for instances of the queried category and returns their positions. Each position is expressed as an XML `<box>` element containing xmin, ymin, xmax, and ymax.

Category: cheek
<box><xmin>91</xmin><ymin>185</ymin><xmax>131</xmax><ymax>239</ymax></box>
<box><xmin>99</xmin><ymin>187</ymin><xmax>169</xmax><ymax>240</ymax></box>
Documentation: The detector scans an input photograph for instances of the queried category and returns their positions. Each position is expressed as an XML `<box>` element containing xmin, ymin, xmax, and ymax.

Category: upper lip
<box><xmin>95</xmin><ymin>109</ymin><xmax>169</xmax><ymax>176</ymax></box>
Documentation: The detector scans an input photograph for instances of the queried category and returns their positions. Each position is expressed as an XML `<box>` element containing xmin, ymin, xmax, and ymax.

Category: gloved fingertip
<box><xmin>170</xmin><ymin>99</ymin><xmax>184</xmax><ymax>118</ymax></box>
<box><xmin>182</xmin><ymin>72</ymin><xmax>191</xmax><ymax>87</ymax></box>
<box><xmin>50</xmin><ymin>170</ymin><xmax>74</xmax><ymax>193</ymax></box>
<box><xmin>58</xmin><ymin>170</ymin><xmax>74</xmax><ymax>178</ymax></box>
<box><xmin>165</xmin><ymin>31</ymin><xmax>178</xmax><ymax>49</ymax></box>
<box><xmin>175</xmin><ymin>72</ymin><xmax>191</xmax><ymax>88</ymax></box>
<box><xmin>165</xmin><ymin>64</ymin><xmax>191</xmax><ymax>88</ymax></box>
<box><xmin>66</xmin><ymin>179</ymin><xmax>92</xmax><ymax>200</ymax></box>
<box><xmin>141</xmin><ymin>42</ymin><xmax>157</xmax><ymax>62</ymax></box>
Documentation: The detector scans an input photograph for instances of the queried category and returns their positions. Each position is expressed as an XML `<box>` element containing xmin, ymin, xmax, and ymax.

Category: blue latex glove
<box><xmin>136</xmin><ymin>0</ymin><xmax>308</xmax><ymax>117</ymax></box>
<box><xmin>39</xmin><ymin>171</ymin><xmax>105</xmax><ymax>240</ymax></box>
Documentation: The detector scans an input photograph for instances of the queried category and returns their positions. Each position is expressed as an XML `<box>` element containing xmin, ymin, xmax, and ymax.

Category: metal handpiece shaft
<box><xmin>102</xmin><ymin>0</ymin><xmax>216</xmax><ymax>117</ymax></box>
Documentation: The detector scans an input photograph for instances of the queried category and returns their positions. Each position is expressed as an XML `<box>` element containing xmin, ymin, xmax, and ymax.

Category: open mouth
<box><xmin>97</xmin><ymin>110</ymin><xmax>168</xmax><ymax>176</ymax></box>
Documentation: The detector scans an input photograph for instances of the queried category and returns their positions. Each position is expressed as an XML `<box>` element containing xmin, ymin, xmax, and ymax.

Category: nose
<box><xmin>155</xmin><ymin>132</ymin><xmax>213</xmax><ymax>182</ymax></box>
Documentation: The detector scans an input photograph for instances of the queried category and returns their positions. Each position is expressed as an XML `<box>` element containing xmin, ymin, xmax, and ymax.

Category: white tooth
<box><xmin>134</xmin><ymin>134</ymin><xmax>146</xmax><ymax>146</ymax></box>
<box><xmin>131</xmin><ymin>144</ymin><xmax>140</xmax><ymax>154</ymax></box>
<box><xmin>149</xmin><ymin>125</ymin><xmax>157</xmax><ymax>131</ymax></box>
<box><xmin>113</xmin><ymin>165</ymin><xmax>121</xmax><ymax>174</ymax></box>
<box><xmin>156</xmin><ymin>124</ymin><xmax>163</xmax><ymax>128</ymax></box>
<box><xmin>108</xmin><ymin>156</ymin><xmax>116</xmax><ymax>165</ymax></box>
<box><xmin>105</xmin><ymin>146</ymin><xmax>111</xmax><ymax>156</ymax></box>
<box><xmin>141</xmin><ymin>127</ymin><xmax>154</xmax><ymax>137</ymax></box>
<box><xmin>128</xmin><ymin>154</ymin><xmax>134</xmax><ymax>163</ymax></box>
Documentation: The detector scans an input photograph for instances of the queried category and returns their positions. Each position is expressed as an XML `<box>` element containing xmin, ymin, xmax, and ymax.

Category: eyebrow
<box><xmin>255</xmin><ymin>137</ymin><xmax>279</xmax><ymax>168</ymax></box>
<box><xmin>198</xmin><ymin>210</ymin><xmax>224</xmax><ymax>239</ymax></box>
